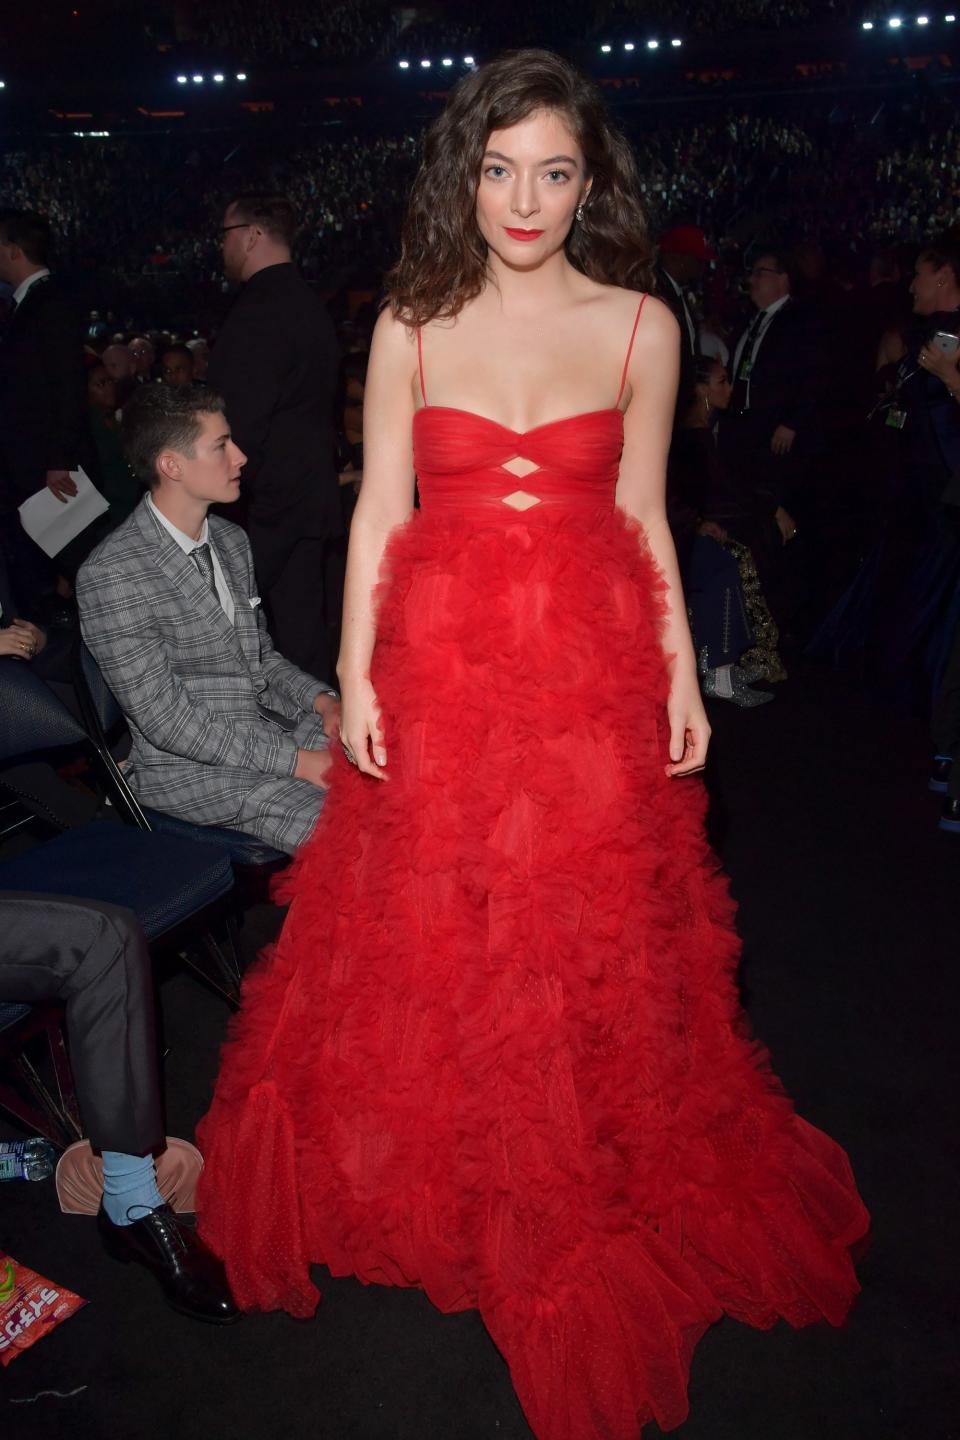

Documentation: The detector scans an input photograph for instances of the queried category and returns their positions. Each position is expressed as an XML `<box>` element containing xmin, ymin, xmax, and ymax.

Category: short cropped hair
<box><xmin>121</xmin><ymin>383</ymin><xmax>226</xmax><ymax>491</ymax></box>
<box><xmin>225</xmin><ymin>192</ymin><xmax>298</xmax><ymax>249</ymax></box>
<box><xmin>747</xmin><ymin>242</ymin><xmax>795</xmax><ymax>287</ymax></box>
<box><xmin>0</xmin><ymin>209</ymin><xmax>52</xmax><ymax>266</ymax></box>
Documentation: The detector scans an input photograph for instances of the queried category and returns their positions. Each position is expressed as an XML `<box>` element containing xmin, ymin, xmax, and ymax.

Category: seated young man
<box><xmin>77</xmin><ymin>384</ymin><xmax>338</xmax><ymax>853</ymax></box>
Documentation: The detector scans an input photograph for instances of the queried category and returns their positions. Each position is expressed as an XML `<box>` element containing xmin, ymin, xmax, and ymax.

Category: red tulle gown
<box><xmin>197</xmin><ymin>297</ymin><xmax>869</xmax><ymax>1439</ymax></box>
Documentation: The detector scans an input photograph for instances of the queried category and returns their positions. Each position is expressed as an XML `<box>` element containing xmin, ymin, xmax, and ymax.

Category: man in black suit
<box><xmin>719</xmin><ymin>245</ymin><xmax>824</xmax><ymax>628</ymax></box>
<box><xmin>0</xmin><ymin>209</ymin><xmax>98</xmax><ymax>613</ymax></box>
<box><xmin>655</xmin><ymin>224</ymin><xmax>716</xmax><ymax>404</ymax></box>
<box><xmin>207</xmin><ymin>193</ymin><xmax>342</xmax><ymax>683</ymax></box>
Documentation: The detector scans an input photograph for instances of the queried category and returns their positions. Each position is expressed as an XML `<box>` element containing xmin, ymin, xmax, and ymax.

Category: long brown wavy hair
<box><xmin>385</xmin><ymin>49</ymin><xmax>654</xmax><ymax>326</ymax></box>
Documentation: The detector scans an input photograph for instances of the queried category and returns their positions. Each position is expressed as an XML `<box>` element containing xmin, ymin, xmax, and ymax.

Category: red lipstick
<box><xmin>504</xmin><ymin>227</ymin><xmax>544</xmax><ymax>242</ymax></box>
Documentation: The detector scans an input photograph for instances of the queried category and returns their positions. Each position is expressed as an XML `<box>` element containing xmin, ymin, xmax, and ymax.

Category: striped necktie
<box><xmin>191</xmin><ymin>542</ymin><xmax>220</xmax><ymax>606</ymax></box>
<box><xmin>731</xmin><ymin>308</ymin><xmax>767</xmax><ymax>414</ymax></box>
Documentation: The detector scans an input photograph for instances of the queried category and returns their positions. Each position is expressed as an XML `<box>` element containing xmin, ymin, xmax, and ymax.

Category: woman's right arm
<box><xmin>336</xmin><ymin>308</ymin><xmax>418</xmax><ymax>780</ymax></box>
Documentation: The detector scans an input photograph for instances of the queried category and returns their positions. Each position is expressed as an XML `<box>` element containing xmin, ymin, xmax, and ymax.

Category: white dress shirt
<box><xmin>147</xmin><ymin>495</ymin><xmax>236</xmax><ymax>624</ymax></box>
<box><xmin>11</xmin><ymin>268</ymin><xmax>51</xmax><ymax>308</ymax></box>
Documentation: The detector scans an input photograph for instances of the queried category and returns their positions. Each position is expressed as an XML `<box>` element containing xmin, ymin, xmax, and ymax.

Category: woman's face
<box><xmin>475</xmin><ymin>108</ymin><xmax>591</xmax><ymax>271</ymax></box>
<box><xmin>701</xmin><ymin>363</ymin><xmax>732</xmax><ymax>413</ymax></box>
<box><xmin>910</xmin><ymin>257</ymin><xmax>951</xmax><ymax>315</ymax></box>
<box><xmin>87</xmin><ymin>365</ymin><xmax>117</xmax><ymax>411</ymax></box>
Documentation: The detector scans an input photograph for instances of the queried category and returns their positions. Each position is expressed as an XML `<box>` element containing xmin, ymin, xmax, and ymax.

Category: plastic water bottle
<box><xmin>0</xmin><ymin>1139</ymin><xmax>58</xmax><ymax>1182</ymax></box>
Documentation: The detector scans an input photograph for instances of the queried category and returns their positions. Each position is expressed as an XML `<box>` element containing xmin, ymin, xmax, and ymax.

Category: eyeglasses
<box><xmin>220</xmin><ymin>223</ymin><xmax>253</xmax><ymax>236</ymax></box>
<box><xmin>748</xmin><ymin>265</ymin><xmax>782</xmax><ymax>276</ymax></box>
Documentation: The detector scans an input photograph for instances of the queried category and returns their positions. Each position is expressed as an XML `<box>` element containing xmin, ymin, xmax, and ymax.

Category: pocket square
<box><xmin>249</xmin><ymin>596</ymin><xmax>262</xmax><ymax>608</ymax></box>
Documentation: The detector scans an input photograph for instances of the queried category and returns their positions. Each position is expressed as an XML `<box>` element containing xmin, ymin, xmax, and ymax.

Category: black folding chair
<box><xmin>72</xmin><ymin>640</ymin><xmax>289</xmax><ymax>899</ymax></box>
<box><xmin>0</xmin><ymin>658</ymin><xmax>239</xmax><ymax>1004</ymax></box>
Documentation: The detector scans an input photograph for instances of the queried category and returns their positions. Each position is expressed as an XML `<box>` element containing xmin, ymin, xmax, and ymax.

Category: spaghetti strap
<box><xmin>616</xmin><ymin>294</ymin><xmax>647</xmax><ymax>407</ymax></box>
<box><xmin>417</xmin><ymin>327</ymin><xmax>428</xmax><ymax>406</ymax></box>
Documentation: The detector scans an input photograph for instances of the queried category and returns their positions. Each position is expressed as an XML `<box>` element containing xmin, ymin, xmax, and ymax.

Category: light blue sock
<box><xmin>101</xmin><ymin>1151</ymin><xmax>165</xmax><ymax>1226</ymax></box>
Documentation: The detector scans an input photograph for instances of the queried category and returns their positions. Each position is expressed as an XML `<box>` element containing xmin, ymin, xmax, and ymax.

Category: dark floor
<box><xmin>3</xmin><ymin>659</ymin><xmax>957</xmax><ymax>1440</ymax></box>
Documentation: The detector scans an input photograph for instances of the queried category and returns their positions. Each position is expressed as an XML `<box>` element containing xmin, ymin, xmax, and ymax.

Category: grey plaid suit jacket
<box><xmin>76</xmin><ymin>496</ymin><xmax>335</xmax><ymax>852</ymax></box>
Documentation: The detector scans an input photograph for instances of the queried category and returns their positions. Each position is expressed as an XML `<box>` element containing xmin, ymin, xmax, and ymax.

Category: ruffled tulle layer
<box><xmin>197</xmin><ymin>505</ymin><xmax>869</xmax><ymax>1440</ymax></box>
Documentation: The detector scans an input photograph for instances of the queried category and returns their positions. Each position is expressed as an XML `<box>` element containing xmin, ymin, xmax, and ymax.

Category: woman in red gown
<box><xmin>197</xmin><ymin>50</ymin><xmax>869</xmax><ymax>1439</ymax></box>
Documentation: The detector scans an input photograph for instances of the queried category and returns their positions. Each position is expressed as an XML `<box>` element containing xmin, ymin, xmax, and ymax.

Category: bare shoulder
<box><xmin>371</xmin><ymin>304</ymin><xmax>418</xmax><ymax>357</ymax></box>
<box><xmin>582</xmin><ymin>283</ymin><xmax>678</xmax><ymax>344</ymax></box>
<box><xmin>633</xmin><ymin>292</ymin><xmax>680</xmax><ymax>350</ymax></box>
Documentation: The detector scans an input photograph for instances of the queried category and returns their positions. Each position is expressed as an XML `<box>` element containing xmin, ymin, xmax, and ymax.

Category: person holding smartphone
<box><xmin>918</xmin><ymin>328</ymin><xmax>960</xmax><ymax>401</ymax></box>
<box><xmin>810</xmin><ymin>232</ymin><xmax>960</xmax><ymax>708</ymax></box>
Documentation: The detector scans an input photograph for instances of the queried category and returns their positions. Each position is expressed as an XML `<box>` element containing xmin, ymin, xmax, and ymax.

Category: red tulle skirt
<box><xmin>197</xmin><ymin>502</ymin><xmax>869</xmax><ymax>1440</ymax></box>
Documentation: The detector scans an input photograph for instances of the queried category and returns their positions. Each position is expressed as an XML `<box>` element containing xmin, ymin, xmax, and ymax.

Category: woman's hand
<box><xmin>665</xmin><ymin>672</ymin><xmax>711</xmax><ymax>778</ymax></box>
<box><xmin>775</xmin><ymin>505</ymin><xmax>798</xmax><ymax>544</ymax></box>
<box><xmin>339</xmin><ymin>673</ymin><xmax>388</xmax><ymax>781</ymax></box>
<box><xmin>918</xmin><ymin>342</ymin><xmax>960</xmax><ymax>392</ymax></box>
<box><xmin>0</xmin><ymin>620</ymin><xmax>43</xmax><ymax>660</ymax></box>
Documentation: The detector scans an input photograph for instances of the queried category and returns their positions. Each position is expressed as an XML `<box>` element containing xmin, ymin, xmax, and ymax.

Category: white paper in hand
<box><xmin>18</xmin><ymin>469</ymin><xmax>109</xmax><ymax>558</ymax></box>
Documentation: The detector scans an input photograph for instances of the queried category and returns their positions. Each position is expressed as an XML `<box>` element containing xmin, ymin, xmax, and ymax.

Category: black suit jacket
<box><xmin>0</xmin><ymin>275</ymin><xmax>97</xmax><ymax>506</ymax></box>
<box><xmin>719</xmin><ymin>298</ymin><xmax>825</xmax><ymax>511</ymax></box>
<box><xmin>207</xmin><ymin>263</ymin><xmax>342</xmax><ymax>554</ymax></box>
<box><xmin>655</xmin><ymin>263</ymin><xmax>697</xmax><ymax>405</ymax></box>
<box><xmin>728</xmin><ymin>297</ymin><xmax>824</xmax><ymax>447</ymax></box>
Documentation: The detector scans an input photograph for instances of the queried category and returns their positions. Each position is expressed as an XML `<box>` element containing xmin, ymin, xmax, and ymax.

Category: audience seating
<box><xmin>0</xmin><ymin>658</ymin><xmax>239</xmax><ymax>1003</ymax></box>
<box><xmin>73</xmin><ymin>641</ymin><xmax>289</xmax><ymax>893</ymax></box>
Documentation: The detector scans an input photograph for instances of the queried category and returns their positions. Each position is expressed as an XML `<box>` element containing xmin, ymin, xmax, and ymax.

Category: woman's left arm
<box><xmin>616</xmin><ymin>295</ymin><xmax>710</xmax><ymax>778</ymax></box>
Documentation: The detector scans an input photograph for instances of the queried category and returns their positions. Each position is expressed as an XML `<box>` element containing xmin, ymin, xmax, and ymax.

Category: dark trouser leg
<box><xmin>261</xmin><ymin>537</ymin><xmax>333</xmax><ymax>685</ymax></box>
<box><xmin>0</xmin><ymin>893</ymin><xmax>164</xmax><ymax>1155</ymax></box>
<box><xmin>933</xmin><ymin>617</ymin><xmax>960</xmax><ymax>800</ymax></box>
<box><xmin>0</xmin><ymin>502</ymin><xmax>55</xmax><ymax>618</ymax></box>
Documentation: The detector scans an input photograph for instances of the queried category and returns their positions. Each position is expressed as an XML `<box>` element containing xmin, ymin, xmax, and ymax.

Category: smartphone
<box><xmin>933</xmin><ymin>331</ymin><xmax>960</xmax><ymax>355</ymax></box>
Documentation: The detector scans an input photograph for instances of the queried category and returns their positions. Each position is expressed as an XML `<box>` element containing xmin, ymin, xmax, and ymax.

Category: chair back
<box><xmin>0</xmin><ymin>658</ymin><xmax>88</xmax><ymax>764</ymax></box>
<box><xmin>70</xmin><ymin>640</ymin><xmax>148</xmax><ymax>829</ymax></box>
<box><xmin>76</xmin><ymin>642</ymin><xmax>123</xmax><ymax>733</ymax></box>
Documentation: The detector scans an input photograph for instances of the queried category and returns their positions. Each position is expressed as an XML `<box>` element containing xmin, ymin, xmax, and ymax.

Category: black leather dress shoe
<box><xmin>939</xmin><ymin>795</ymin><xmax>960</xmax><ymax>834</ymax></box>
<box><xmin>930</xmin><ymin>755</ymin><xmax>953</xmax><ymax>793</ymax></box>
<box><xmin>97</xmin><ymin>1204</ymin><xmax>240</xmax><ymax>1324</ymax></box>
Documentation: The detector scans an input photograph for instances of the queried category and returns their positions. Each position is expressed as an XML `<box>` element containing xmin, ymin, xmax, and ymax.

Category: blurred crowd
<box><xmin>4</xmin><ymin>98</ymin><xmax>959</xmax><ymax>305</ymax></box>
<box><xmin>183</xmin><ymin>0</ymin><xmax>872</xmax><ymax>63</ymax></box>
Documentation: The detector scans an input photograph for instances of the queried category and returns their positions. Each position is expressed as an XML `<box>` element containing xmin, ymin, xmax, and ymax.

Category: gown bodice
<box><xmin>413</xmin><ymin>405</ymin><xmax>625</xmax><ymax>514</ymax></box>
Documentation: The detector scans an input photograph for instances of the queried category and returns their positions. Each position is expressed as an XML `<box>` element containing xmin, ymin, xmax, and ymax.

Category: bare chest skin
<box><xmin>414</xmin><ymin>287</ymin><xmax>638</xmax><ymax>432</ymax></box>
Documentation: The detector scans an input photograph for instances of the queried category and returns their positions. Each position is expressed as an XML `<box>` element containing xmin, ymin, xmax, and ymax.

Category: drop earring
<box><xmin>704</xmin><ymin>396</ymin><xmax>711</xmax><ymax>423</ymax></box>
<box><xmin>576</xmin><ymin>204</ymin><xmax>584</xmax><ymax>222</ymax></box>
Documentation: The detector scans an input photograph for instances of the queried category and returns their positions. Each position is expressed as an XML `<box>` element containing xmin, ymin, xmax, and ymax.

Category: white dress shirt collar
<box><xmin>12</xmin><ymin>268</ymin><xmax>51</xmax><ymax>308</ymax></box>
<box><xmin>760</xmin><ymin>293</ymin><xmax>791</xmax><ymax>322</ymax></box>
<box><xmin>146</xmin><ymin>495</ymin><xmax>235</xmax><ymax>624</ymax></box>
<box><xmin>147</xmin><ymin>493</ymin><xmax>209</xmax><ymax>552</ymax></box>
